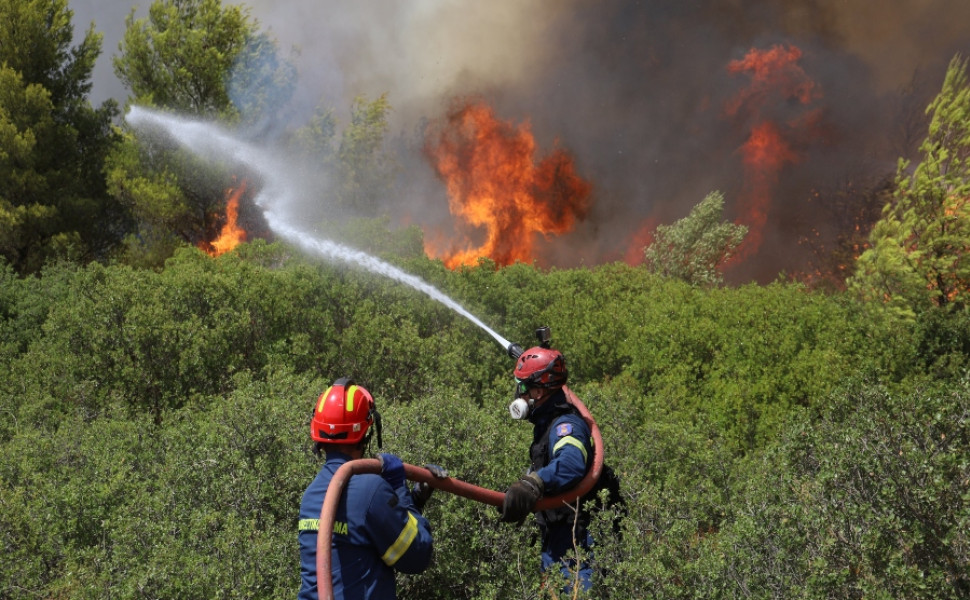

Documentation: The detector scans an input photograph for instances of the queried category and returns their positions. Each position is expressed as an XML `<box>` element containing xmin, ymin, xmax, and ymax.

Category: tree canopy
<box><xmin>113</xmin><ymin>0</ymin><xmax>295</xmax><ymax>125</ymax></box>
<box><xmin>285</xmin><ymin>93</ymin><xmax>397</xmax><ymax>221</ymax></box>
<box><xmin>335</xmin><ymin>94</ymin><xmax>396</xmax><ymax>215</ymax></box>
<box><xmin>850</xmin><ymin>55</ymin><xmax>970</xmax><ymax>318</ymax></box>
<box><xmin>0</xmin><ymin>0</ymin><xmax>123</xmax><ymax>273</ymax></box>
<box><xmin>643</xmin><ymin>190</ymin><xmax>748</xmax><ymax>288</ymax></box>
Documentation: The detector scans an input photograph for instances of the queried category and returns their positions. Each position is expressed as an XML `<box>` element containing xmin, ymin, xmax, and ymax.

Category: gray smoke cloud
<box><xmin>72</xmin><ymin>0</ymin><xmax>970</xmax><ymax>282</ymax></box>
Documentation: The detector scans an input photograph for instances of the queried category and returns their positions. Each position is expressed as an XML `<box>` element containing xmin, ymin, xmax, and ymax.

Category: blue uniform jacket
<box><xmin>529</xmin><ymin>390</ymin><xmax>593</xmax><ymax>494</ymax></box>
<box><xmin>297</xmin><ymin>452</ymin><xmax>433</xmax><ymax>600</ymax></box>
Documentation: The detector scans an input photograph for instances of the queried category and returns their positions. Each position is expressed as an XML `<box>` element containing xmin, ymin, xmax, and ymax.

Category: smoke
<box><xmin>70</xmin><ymin>0</ymin><xmax>136</xmax><ymax>106</ymax></box>
<box><xmin>234</xmin><ymin>1</ymin><xmax>552</xmax><ymax>124</ymax></box>
<box><xmin>74</xmin><ymin>0</ymin><xmax>970</xmax><ymax>282</ymax></box>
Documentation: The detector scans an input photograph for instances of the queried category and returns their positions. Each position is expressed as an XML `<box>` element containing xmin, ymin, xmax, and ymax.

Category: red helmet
<box><xmin>311</xmin><ymin>378</ymin><xmax>377</xmax><ymax>445</ymax></box>
<box><xmin>514</xmin><ymin>346</ymin><xmax>567</xmax><ymax>393</ymax></box>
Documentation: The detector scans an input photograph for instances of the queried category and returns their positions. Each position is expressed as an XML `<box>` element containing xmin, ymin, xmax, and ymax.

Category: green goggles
<box><xmin>515</xmin><ymin>378</ymin><xmax>532</xmax><ymax>397</ymax></box>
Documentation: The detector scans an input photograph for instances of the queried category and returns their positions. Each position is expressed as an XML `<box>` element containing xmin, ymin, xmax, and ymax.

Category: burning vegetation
<box><xmin>190</xmin><ymin>37</ymin><xmax>958</xmax><ymax>292</ymax></box>
<box><xmin>414</xmin><ymin>44</ymin><xmax>840</xmax><ymax>280</ymax></box>
<box><xmin>725</xmin><ymin>44</ymin><xmax>824</xmax><ymax>262</ymax></box>
<box><xmin>423</xmin><ymin>99</ymin><xmax>592</xmax><ymax>269</ymax></box>
<box><xmin>200</xmin><ymin>180</ymin><xmax>248</xmax><ymax>256</ymax></box>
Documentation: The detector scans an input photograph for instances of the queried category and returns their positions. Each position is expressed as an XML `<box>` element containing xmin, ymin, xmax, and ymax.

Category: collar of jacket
<box><xmin>324</xmin><ymin>450</ymin><xmax>355</xmax><ymax>465</ymax></box>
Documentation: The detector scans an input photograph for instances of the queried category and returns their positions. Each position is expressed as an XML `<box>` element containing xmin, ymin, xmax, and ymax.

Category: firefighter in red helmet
<box><xmin>297</xmin><ymin>378</ymin><xmax>444</xmax><ymax>600</ymax></box>
<box><xmin>500</xmin><ymin>341</ymin><xmax>597</xmax><ymax>594</ymax></box>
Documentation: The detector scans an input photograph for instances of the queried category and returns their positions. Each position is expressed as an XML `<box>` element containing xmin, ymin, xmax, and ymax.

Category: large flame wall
<box><xmin>85</xmin><ymin>0</ymin><xmax>970</xmax><ymax>282</ymax></box>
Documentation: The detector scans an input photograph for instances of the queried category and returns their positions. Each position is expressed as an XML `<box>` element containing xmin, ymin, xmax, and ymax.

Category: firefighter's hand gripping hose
<box><xmin>315</xmin><ymin>387</ymin><xmax>603</xmax><ymax>600</ymax></box>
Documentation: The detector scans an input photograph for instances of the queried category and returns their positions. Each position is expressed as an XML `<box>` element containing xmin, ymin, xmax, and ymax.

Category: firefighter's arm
<box><xmin>536</xmin><ymin>416</ymin><xmax>592</xmax><ymax>494</ymax></box>
<box><xmin>367</xmin><ymin>480</ymin><xmax>434</xmax><ymax>574</ymax></box>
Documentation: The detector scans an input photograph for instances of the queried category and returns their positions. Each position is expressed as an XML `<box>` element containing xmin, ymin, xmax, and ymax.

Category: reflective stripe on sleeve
<box><xmin>553</xmin><ymin>435</ymin><xmax>588</xmax><ymax>463</ymax></box>
<box><xmin>381</xmin><ymin>512</ymin><xmax>419</xmax><ymax>566</ymax></box>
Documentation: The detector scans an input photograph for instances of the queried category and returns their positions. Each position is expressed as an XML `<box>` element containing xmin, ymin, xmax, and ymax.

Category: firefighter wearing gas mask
<box><xmin>500</xmin><ymin>344</ymin><xmax>596</xmax><ymax>593</ymax></box>
<box><xmin>297</xmin><ymin>378</ymin><xmax>444</xmax><ymax>600</ymax></box>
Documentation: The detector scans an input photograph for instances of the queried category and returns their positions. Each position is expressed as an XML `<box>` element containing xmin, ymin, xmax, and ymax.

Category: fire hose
<box><xmin>315</xmin><ymin>386</ymin><xmax>603</xmax><ymax>600</ymax></box>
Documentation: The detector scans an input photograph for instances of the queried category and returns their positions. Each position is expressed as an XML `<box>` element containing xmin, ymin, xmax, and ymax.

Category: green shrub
<box><xmin>2</xmin><ymin>239</ymin><xmax>967</xmax><ymax>598</ymax></box>
<box><xmin>709</xmin><ymin>379</ymin><xmax>970</xmax><ymax>599</ymax></box>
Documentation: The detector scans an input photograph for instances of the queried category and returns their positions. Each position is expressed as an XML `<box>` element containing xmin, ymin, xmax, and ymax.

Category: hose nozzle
<box><xmin>507</xmin><ymin>343</ymin><xmax>524</xmax><ymax>359</ymax></box>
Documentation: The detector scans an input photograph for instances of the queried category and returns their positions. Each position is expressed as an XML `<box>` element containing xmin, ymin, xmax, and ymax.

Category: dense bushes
<box><xmin>0</xmin><ymin>372</ymin><xmax>309</xmax><ymax>598</ymax></box>
<box><xmin>444</xmin><ymin>263</ymin><xmax>901</xmax><ymax>450</ymax></box>
<box><xmin>1</xmin><ymin>241</ymin><xmax>966</xmax><ymax>598</ymax></box>
<box><xmin>703</xmin><ymin>379</ymin><xmax>970</xmax><ymax>599</ymax></box>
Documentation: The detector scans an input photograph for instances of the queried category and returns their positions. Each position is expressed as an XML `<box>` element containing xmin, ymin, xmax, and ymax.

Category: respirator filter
<box><xmin>509</xmin><ymin>397</ymin><xmax>533</xmax><ymax>420</ymax></box>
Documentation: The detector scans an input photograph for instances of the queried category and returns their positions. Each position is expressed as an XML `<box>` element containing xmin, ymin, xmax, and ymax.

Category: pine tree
<box><xmin>0</xmin><ymin>0</ymin><xmax>123</xmax><ymax>272</ymax></box>
<box><xmin>113</xmin><ymin>0</ymin><xmax>295</xmax><ymax>125</ymax></box>
<box><xmin>336</xmin><ymin>94</ymin><xmax>395</xmax><ymax>215</ymax></box>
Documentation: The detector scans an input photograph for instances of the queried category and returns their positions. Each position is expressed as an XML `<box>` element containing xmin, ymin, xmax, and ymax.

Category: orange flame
<box><xmin>725</xmin><ymin>44</ymin><xmax>822</xmax><ymax>260</ymax></box>
<box><xmin>203</xmin><ymin>180</ymin><xmax>248</xmax><ymax>256</ymax></box>
<box><xmin>624</xmin><ymin>217</ymin><xmax>658</xmax><ymax>266</ymax></box>
<box><xmin>735</xmin><ymin>120</ymin><xmax>798</xmax><ymax>256</ymax></box>
<box><xmin>424</xmin><ymin>100</ymin><xmax>592</xmax><ymax>268</ymax></box>
<box><xmin>725</xmin><ymin>45</ymin><xmax>819</xmax><ymax>117</ymax></box>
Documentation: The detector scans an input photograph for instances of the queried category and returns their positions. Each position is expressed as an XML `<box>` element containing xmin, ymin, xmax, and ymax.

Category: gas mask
<box><xmin>509</xmin><ymin>378</ymin><xmax>535</xmax><ymax>420</ymax></box>
<box><xmin>509</xmin><ymin>397</ymin><xmax>534</xmax><ymax>420</ymax></box>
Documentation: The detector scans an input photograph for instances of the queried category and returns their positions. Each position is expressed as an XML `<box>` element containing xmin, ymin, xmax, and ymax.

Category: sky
<box><xmin>70</xmin><ymin>0</ymin><xmax>970</xmax><ymax>283</ymax></box>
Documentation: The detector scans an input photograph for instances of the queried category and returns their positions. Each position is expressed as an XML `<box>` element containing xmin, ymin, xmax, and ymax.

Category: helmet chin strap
<box><xmin>360</xmin><ymin>411</ymin><xmax>383</xmax><ymax>452</ymax></box>
<box><xmin>374</xmin><ymin>411</ymin><xmax>383</xmax><ymax>449</ymax></box>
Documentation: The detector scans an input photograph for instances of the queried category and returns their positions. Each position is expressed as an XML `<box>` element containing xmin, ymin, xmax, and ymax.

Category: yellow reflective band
<box><xmin>381</xmin><ymin>512</ymin><xmax>418</xmax><ymax>566</ymax></box>
<box><xmin>299</xmin><ymin>518</ymin><xmax>319</xmax><ymax>532</ymax></box>
<box><xmin>553</xmin><ymin>436</ymin><xmax>588</xmax><ymax>463</ymax></box>
<box><xmin>345</xmin><ymin>385</ymin><xmax>358</xmax><ymax>413</ymax></box>
<box><xmin>317</xmin><ymin>387</ymin><xmax>333</xmax><ymax>413</ymax></box>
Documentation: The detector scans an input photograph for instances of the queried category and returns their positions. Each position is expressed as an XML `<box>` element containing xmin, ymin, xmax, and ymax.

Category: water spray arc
<box><xmin>124</xmin><ymin>106</ymin><xmax>516</xmax><ymax>352</ymax></box>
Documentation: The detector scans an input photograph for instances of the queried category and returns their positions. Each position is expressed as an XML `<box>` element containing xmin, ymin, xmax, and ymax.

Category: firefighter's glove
<box><xmin>411</xmin><ymin>482</ymin><xmax>432</xmax><ymax>512</ymax></box>
<box><xmin>425</xmin><ymin>463</ymin><xmax>448</xmax><ymax>479</ymax></box>
<box><xmin>410</xmin><ymin>464</ymin><xmax>448</xmax><ymax>512</ymax></box>
<box><xmin>500</xmin><ymin>472</ymin><xmax>543</xmax><ymax>524</ymax></box>
<box><xmin>378</xmin><ymin>453</ymin><xmax>406</xmax><ymax>490</ymax></box>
